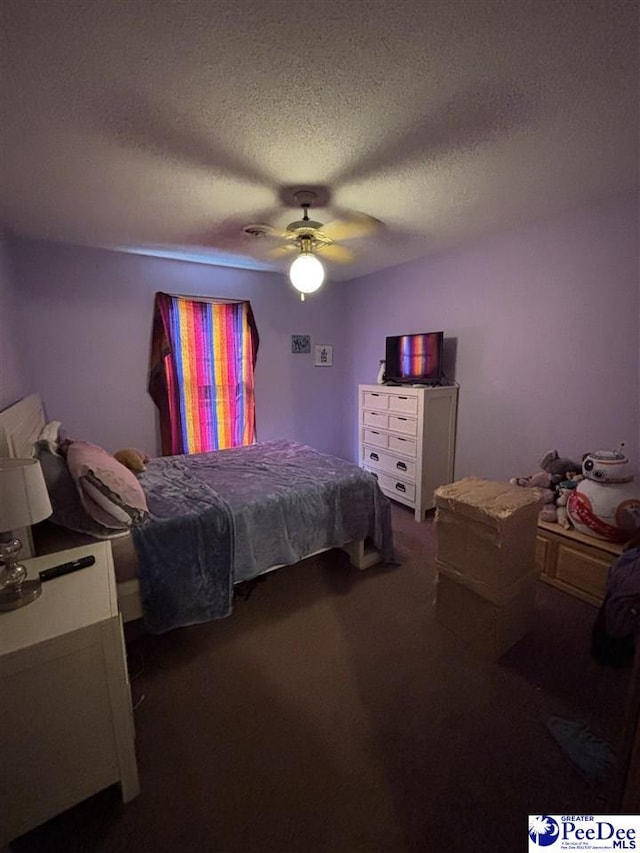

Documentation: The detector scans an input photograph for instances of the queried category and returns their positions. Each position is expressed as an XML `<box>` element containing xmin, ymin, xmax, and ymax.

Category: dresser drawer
<box><xmin>365</xmin><ymin>467</ymin><xmax>416</xmax><ymax>503</ymax></box>
<box><xmin>363</xmin><ymin>428</ymin><xmax>388</xmax><ymax>449</ymax></box>
<box><xmin>389</xmin><ymin>394</ymin><xmax>418</xmax><ymax>415</ymax></box>
<box><xmin>555</xmin><ymin>544</ymin><xmax>609</xmax><ymax>602</ymax></box>
<box><xmin>363</xmin><ymin>391</ymin><xmax>389</xmax><ymax>410</ymax></box>
<box><xmin>389</xmin><ymin>434</ymin><xmax>417</xmax><ymax>457</ymax></box>
<box><xmin>362</xmin><ymin>445</ymin><xmax>417</xmax><ymax>480</ymax></box>
<box><xmin>363</xmin><ymin>410</ymin><xmax>389</xmax><ymax>430</ymax></box>
<box><xmin>389</xmin><ymin>414</ymin><xmax>417</xmax><ymax>436</ymax></box>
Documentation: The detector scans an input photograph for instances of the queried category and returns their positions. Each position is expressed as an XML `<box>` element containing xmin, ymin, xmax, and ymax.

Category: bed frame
<box><xmin>0</xmin><ymin>394</ymin><xmax>382</xmax><ymax>623</ymax></box>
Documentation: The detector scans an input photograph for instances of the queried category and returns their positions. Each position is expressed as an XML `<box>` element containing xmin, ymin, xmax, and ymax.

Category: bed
<box><xmin>0</xmin><ymin>394</ymin><xmax>394</xmax><ymax>633</ymax></box>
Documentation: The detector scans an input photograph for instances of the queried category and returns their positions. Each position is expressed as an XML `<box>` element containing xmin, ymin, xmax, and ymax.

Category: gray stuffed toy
<box><xmin>538</xmin><ymin>449</ymin><xmax>583</xmax><ymax>481</ymax></box>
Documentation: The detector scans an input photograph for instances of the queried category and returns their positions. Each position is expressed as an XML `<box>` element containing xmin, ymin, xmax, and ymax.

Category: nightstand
<box><xmin>0</xmin><ymin>540</ymin><xmax>139</xmax><ymax>845</ymax></box>
<box><xmin>536</xmin><ymin>520</ymin><xmax>623</xmax><ymax>606</ymax></box>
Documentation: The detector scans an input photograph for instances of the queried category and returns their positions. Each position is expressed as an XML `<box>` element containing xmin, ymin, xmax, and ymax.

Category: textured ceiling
<box><xmin>0</xmin><ymin>0</ymin><xmax>638</xmax><ymax>281</ymax></box>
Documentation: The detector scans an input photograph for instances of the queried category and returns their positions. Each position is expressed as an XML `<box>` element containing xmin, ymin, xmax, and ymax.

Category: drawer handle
<box><xmin>397</xmin><ymin>437</ymin><xmax>408</xmax><ymax>442</ymax></box>
<box><xmin>371</xmin><ymin>471</ymin><xmax>379</xmax><ymax>480</ymax></box>
<box><xmin>370</xmin><ymin>430</ymin><xmax>379</xmax><ymax>435</ymax></box>
<box><xmin>395</xmin><ymin>482</ymin><xmax>406</xmax><ymax>493</ymax></box>
<box><xmin>398</xmin><ymin>396</ymin><xmax>408</xmax><ymax>400</ymax></box>
<box><xmin>396</xmin><ymin>461</ymin><xmax>407</xmax><ymax>471</ymax></box>
<box><xmin>369</xmin><ymin>452</ymin><xmax>379</xmax><ymax>462</ymax></box>
<box><xmin>371</xmin><ymin>393</ymin><xmax>380</xmax><ymax>396</ymax></box>
<box><xmin>397</xmin><ymin>417</ymin><xmax>407</xmax><ymax>421</ymax></box>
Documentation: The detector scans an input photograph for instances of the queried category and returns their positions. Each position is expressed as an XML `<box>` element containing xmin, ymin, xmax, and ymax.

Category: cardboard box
<box><xmin>435</xmin><ymin>558</ymin><xmax>539</xmax><ymax>605</ymax></box>
<box><xmin>435</xmin><ymin>569</ymin><xmax>538</xmax><ymax>659</ymax></box>
<box><xmin>435</xmin><ymin>477</ymin><xmax>541</xmax><ymax>592</ymax></box>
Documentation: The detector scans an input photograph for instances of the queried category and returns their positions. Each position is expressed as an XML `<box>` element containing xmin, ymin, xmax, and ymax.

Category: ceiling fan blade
<box><xmin>319</xmin><ymin>212</ymin><xmax>383</xmax><ymax>242</ymax></box>
<box><xmin>316</xmin><ymin>243</ymin><xmax>355</xmax><ymax>263</ymax></box>
<box><xmin>267</xmin><ymin>244</ymin><xmax>298</xmax><ymax>260</ymax></box>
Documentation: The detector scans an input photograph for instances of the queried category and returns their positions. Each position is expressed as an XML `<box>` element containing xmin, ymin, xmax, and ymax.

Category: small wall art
<box><xmin>314</xmin><ymin>345</ymin><xmax>333</xmax><ymax>367</ymax></box>
<box><xmin>291</xmin><ymin>335</ymin><xmax>311</xmax><ymax>354</ymax></box>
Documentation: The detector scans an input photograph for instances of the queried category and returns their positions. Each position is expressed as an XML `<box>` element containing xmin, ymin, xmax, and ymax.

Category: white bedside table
<box><xmin>0</xmin><ymin>540</ymin><xmax>140</xmax><ymax>845</ymax></box>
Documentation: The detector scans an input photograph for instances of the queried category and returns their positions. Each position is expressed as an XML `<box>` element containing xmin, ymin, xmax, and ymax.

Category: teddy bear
<box><xmin>114</xmin><ymin>448</ymin><xmax>150</xmax><ymax>474</ymax></box>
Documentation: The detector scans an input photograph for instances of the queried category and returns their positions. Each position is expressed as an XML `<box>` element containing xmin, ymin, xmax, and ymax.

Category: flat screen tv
<box><xmin>384</xmin><ymin>331</ymin><xmax>444</xmax><ymax>385</ymax></box>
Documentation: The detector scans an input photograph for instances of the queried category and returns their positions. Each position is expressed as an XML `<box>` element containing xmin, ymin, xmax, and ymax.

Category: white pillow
<box><xmin>37</xmin><ymin>420</ymin><xmax>63</xmax><ymax>455</ymax></box>
<box><xmin>65</xmin><ymin>440</ymin><xmax>149</xmax><ymax>530</ymax></box>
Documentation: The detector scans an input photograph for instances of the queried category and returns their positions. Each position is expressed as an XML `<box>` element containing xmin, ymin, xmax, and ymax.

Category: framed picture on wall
<box><xmin>314</xmin><ymin>345</ymin><xmax>332</xmax><ymax>367</ymax></box>
<box><xmin>291</xmin><ymin>335</ymin><xmax>311</xmax><ymax>354</ymax></box>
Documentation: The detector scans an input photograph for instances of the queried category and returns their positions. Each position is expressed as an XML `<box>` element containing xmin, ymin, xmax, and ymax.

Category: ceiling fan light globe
<box><xmin>289</xmin><ymin>253</ymin><xmax>325</xmax><ymax>294</ymax></box>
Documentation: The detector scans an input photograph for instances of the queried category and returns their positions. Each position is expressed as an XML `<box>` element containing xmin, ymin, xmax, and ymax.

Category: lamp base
<box><xmin>0</xmin><ymin>579</ymin><xmax>42</xmax><ymax>611</ymax></box>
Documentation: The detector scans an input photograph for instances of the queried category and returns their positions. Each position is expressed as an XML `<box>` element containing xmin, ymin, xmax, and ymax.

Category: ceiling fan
<box><xmin>248</xmin><ymin>189</ymin><xmax>383</xmax><ymax>299</ymax></box>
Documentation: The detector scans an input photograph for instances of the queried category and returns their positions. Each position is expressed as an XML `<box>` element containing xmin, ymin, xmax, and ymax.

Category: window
<box><xmin>148</xmin><ymin>292</ymin><xmax>259</xmax><ymax>455</ymax></box>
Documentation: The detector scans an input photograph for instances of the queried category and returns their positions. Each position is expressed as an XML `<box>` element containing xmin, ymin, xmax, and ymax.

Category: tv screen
<box><xmin>384</xmin><ymin>332</ymin><xmax>444</xmax><ymax>385</ymax></box>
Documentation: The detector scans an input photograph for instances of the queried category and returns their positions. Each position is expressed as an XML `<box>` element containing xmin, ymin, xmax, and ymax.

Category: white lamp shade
<box><xmin>0</xmin><ymin>458</ymin><xmax>53</xmax><ymax>533</ymax></box>
<box><xmin>289</xmin><ymin>253</ymin><xmax>325</xmax><ymax>294</ymax></box>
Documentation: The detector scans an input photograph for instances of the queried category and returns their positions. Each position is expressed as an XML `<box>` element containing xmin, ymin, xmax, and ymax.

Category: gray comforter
<box><xmin>133</xmin><ymin>440</ymin><xmax>394</xmax><ymax>633</ymax></box>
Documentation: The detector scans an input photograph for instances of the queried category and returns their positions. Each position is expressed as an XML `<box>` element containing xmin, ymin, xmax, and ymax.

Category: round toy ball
<box><xmin>581</xmin><ymin>450</ymin><xmax>634</xmax><ymax>484</ymax></box>
<box><xmin>567</xmin><ymin>478</ymin><xmax>640</xmax><ymax>542</ymax></box>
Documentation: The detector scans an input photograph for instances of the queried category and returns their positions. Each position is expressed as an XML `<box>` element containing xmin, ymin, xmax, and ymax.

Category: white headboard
<box><xmin>0</xmin><ymin>394</ymin><xmax>46</xmax><ymax>459</ymax></box>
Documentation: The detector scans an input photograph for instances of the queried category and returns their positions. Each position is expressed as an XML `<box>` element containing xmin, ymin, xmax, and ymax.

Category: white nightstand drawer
<box><xmin>389</xmin><ymin>414</ymin><xmax>417</xmax><ymax>436</ymax></box>
<box><xmin>363</xmin><ymin>410</ymin><xmax>389</xmax><ymax>429</ymax></box>
<box><xmin>363</xmin><ymin>428</ymin><xmax>388</xmax><ymax>449</ymax></box>
<box><xmin>389</xmin><ymin>394</ymin><xmax>418</xmax><ymax>415</ymax></box>
<box><xmin>363</xmin><ymin>391</ymin><xmax>389</xmax><ymax>410</ymax></box>
<box><xmin>389</xmin><ymin>434</ymin><xmax>417</xmax><ymax>457</ymax></box>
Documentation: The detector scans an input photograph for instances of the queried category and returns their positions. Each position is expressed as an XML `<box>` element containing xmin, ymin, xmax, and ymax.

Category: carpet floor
<box><xmin>11</xmin><ymin>505</ymin><xmax>633</xmax><ymax>853</ymax></box>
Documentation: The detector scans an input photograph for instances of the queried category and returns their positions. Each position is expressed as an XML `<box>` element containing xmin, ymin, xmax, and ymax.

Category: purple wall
<box><xmin>0</xmin><ymin>232</ymin><xmax>32</xmax><ymax>410</ymax></box>
<box><xmin>8</xmin><ymin>193</ymin><xmax>639</xmax><ymax>483</ymax></box>
<box><xmin>344</xmin><ymin>194</ymin><xmax>640</xmax><ymax>481</ymax></box>
<box><xmin>9</xmin><ymin>242</ymin><xmax>350</xmax><ymax>458</ymax></box>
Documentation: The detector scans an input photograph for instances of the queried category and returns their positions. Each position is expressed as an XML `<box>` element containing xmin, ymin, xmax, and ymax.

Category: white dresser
<box><xmin>359</xmin><ymin>383</ymin><xmax>458</xmax><ymax>521</ymax></box>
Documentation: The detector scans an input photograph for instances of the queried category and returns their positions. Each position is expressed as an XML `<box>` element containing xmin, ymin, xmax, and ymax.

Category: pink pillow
<box><xmin>65</xmin><ymin>440</ymin><xmax>148</xmax><ymax>530</ymax></box>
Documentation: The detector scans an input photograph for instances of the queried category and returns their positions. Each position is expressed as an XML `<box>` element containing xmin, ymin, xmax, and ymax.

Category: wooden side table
<box><xmin>536</xmin><ymin>520</ymin><xmax>623</xmax><ymax>606</ymax></box>
<box><xmin>0</xmin><ymin>541</ymin><xmax>139</xmax><ymax>845</ymax></box>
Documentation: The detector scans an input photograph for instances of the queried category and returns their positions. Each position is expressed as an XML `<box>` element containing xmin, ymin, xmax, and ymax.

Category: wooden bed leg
<box><xmin>343</xmin><ymin>540</ymin><xmax>381</xmax><ymax>571</ymax></box>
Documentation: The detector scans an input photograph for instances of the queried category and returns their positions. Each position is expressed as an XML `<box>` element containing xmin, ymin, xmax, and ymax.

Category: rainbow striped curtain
<box><xmin>148</xmin><ymin>292</ymin><xmax>259</xmax><ymax>456</ymax></box>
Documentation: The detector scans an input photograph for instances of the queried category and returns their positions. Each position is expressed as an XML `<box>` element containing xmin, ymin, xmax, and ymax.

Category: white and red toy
<box><xmin>567</xmin><ymin>449</ymin><xmax>640</xmax><ymax>542</ymax></box>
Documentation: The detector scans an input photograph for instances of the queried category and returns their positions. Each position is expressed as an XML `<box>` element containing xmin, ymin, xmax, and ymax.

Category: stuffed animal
<box><xmin>509</xmin><ymin>471</ymin><xmax>555</xmax><ymax>508</ymax></box>
<box><xmin>539</xmin><ymin>504</ymin><xmax>559</xmax><ymax>523</ymax></box>
<box><xmin>114</xmin><ymin>448</ymin><xmax>150</xmax><ymax>474</ymax></box>
<box><xmin>567</xmin><ymin>450</ymin><xmax>640</xmax><ymax>542</ymax></box>
<box><xmin>510</xmin><ymin>471</ymin><xmax>553</xmax><ymax>490</ymax></box>
<box><xmin>538</xmin><ymin>449</ymin><xmax>583</xmax><ymax>484</ymax></box>
<box><xmin>511</xmin><ymin>451</ymin><xmax>584</xmax><ymax>527</ymax></box>
<box><xmin>555</xmin><ymin>486</ymin><xmax>573</xmax><ymax>529</ymax></box>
